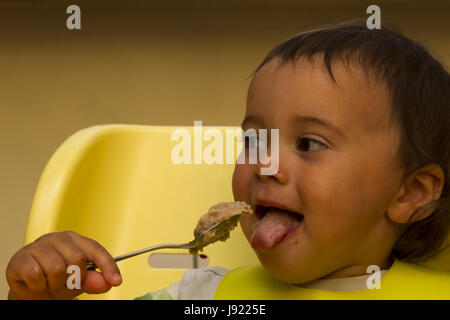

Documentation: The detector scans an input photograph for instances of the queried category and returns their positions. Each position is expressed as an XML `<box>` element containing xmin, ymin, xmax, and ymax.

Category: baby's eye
<box><xmin>296</xmin><ymin>137</ymin><xmax>327</xmax><ymax>152</ymax></box>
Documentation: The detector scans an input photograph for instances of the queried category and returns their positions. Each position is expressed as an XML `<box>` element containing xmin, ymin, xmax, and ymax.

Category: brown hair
<box><xmin>254</xmin><ymin>19</ymin><xmax>450</xmax><ymax>262</ymax></box>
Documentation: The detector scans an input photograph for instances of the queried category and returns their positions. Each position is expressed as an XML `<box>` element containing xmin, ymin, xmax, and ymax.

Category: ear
<box><xmin>386</xmin><ymin>164</ymin><xmax>445</xmax><ymax>224</ymax></box>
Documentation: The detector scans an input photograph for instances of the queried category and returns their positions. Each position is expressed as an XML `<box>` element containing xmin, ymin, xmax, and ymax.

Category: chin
<box><xmin>254</xmin><ymin>252</ymin><xmax>319</xmax><ymax>284</ymax></box>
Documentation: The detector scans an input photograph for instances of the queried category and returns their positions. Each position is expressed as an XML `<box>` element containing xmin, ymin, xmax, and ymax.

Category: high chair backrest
<box><xmin>24</xmin><ymin>124</ymin><xmax>259</xmax><ymax>299</ymax></box>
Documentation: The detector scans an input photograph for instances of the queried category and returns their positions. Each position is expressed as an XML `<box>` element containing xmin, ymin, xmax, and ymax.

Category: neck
<box><xmin>322</xmin><ymin>256</ymin><xmax>394</xmax><ymax>279</ymax></box>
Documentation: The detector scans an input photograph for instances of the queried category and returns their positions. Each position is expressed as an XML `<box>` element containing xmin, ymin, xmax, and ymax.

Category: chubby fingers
<box><xmin>6</xmin><ymin>252</ymin><xmax>49</xmax><ymax>299</ymax></box>
<box><xmin>66</xmin><ymin>231</ymin><xmax>122</xmax><ymax>287</ymax></box>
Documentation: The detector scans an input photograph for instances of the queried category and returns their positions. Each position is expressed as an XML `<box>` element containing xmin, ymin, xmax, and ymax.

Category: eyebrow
<box><xmin>292</xmin><ymin>115</ymin><xmax>347</xmax><ymax>139</ymax></box>
<box><xmin>241</xmin><ymin>114</ymin><xmax>346</xmax><ymax>139</ymax></box>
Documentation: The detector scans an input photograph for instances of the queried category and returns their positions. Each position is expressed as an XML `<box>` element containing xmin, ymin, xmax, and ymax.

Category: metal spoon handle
<box><xmin>86</xmin><ymin>242</ymin><xmax>192</xmax><ymax>271</ymax></box>
<box><xmin>86</xmin><ymin>213</ymin><xmax>242</xmax><ymax>271</ymax></box>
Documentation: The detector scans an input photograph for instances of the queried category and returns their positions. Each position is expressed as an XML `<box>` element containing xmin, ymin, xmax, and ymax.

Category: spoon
<box><xmin>86</xmin><ymin>213</ymin><xmax>242</xmax><ymax>271</ymax></box>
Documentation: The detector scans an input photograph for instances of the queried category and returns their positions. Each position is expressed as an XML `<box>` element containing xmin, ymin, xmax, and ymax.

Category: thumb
<box><xmin>82</xmin><ymin>270</ymin><xmax>117</xmax><ymax>294</ymax></box>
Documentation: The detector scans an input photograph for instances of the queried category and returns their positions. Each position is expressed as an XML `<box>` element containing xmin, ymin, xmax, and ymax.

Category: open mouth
<box><xmin>254</xmin><ymin>204</ymin><xmax>304</xmax><ymax>223</ymax></box>
<box><xmin>250</xmin><ymin>204</ymin><xmax>304</xmax><ymax>251</ymax></box>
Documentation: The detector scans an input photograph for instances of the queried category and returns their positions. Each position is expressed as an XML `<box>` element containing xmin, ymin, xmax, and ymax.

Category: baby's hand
<box><xmin>6</xmin><ymin>231</ymin><xmax>122</xmax><ymax>300</ymax></box>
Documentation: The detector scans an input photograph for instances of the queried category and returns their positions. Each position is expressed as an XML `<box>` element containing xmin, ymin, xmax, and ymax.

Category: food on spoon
<box><xmin>190</xmin><ymin>201</ymin><xmax>253</xmax><ymax>255</ymax></box>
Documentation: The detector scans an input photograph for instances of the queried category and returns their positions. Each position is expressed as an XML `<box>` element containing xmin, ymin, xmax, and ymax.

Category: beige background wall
<box><xmin>1</xmin><ymin>0</ymin><xmax>449</xmax><ymax>298</ymax></box>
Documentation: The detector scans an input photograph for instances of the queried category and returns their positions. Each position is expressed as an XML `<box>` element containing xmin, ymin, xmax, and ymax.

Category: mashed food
<box><xmin>190</xmin><ymin>201</ymin><xmax>253</xmax><ymax>254</ymax></box>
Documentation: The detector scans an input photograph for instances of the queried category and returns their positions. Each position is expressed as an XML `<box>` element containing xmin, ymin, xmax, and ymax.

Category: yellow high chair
<box><xmin>24</xmin><ymin>124</ymin><xmax>259</xmax><ymax>300</ymax></box>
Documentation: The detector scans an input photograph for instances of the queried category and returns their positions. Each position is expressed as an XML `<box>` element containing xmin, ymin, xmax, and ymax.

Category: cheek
<box><xmin>298</xmin><ymin>163</ymin><xmax>372</xmax><ymax>235</ymax></box>
<box><xmin>232</xmin><ymin>164</ymin><xmax>252</xmax><ymax>201</ymax></box>
<box><xmin>239</xmin><ymin>212</ymin><xmax>257</xmax><ymax>243</ymax></box>
<box><xmin>300</xmin><ymin>156</ymin><xmax>392</xmax><ymax>240</ymax></box>
<box><xmin>232</xmin><ymin>164</ymin><xmax>255</xmax><ymax>242</ymax></box>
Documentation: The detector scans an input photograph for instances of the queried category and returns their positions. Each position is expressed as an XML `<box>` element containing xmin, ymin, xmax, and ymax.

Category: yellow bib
<box><xmin>214</xmin><ymin>259</ymin><xmax>450</xmax><ymax>299</ymax></box>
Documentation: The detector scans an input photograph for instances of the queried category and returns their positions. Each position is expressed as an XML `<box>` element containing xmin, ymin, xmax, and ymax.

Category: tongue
<box><xmin>251</xmin><ymin>209</ymin><xmax>301</xmax><ymax>251</ymax></box>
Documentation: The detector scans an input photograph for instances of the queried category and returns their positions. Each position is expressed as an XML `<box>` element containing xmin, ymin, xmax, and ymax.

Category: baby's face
<box><xmin>232</xmin><ymin>56</ymin><xmax>406</xmax><ymax>283</ymax></box>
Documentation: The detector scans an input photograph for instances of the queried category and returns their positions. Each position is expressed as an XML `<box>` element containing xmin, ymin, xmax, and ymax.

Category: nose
<box><xmin>256</xmin><ymin>159</ymin><xmax>288</xmax><ymax>184</ymax></box>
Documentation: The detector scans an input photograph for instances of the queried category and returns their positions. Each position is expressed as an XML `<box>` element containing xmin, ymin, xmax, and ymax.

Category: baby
<box><xmin>6</xmin><ymin>19</ymin><xmax>450</xmax><ymax>300</ymax></box>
